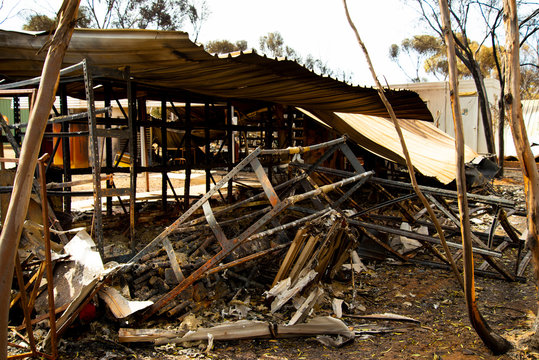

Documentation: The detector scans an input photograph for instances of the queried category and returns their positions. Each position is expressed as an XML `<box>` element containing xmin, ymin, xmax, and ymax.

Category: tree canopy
<box><xmin>22</xmin><ymin>14</ymin><xmax>56</xmax><ymax>31</ymax></box>
<box><xmin>389</xmin><ymin>35</ymin><xmax>442</xmax><ymax>82</ymax></box>
<box><xmin>401</xmin><ymin>0</ymin><xmax>539</xmax><ymax>98</ymax></box>
<box><xmin>205</xmin><ymin>39</ymin><xmax>249</xmax><ymax>54</ymax></box>
<box><xmin>83</xmin><ymin>0</ymin><xmax>191</xmax><ymax>30</ymax></box>
<box><xmin>257</xmin><ymin>31</ymin><xmax>350</xmax><ymax>80</ymax></box>
<box><xmin>396</xmin><ymin>0</ymin><xmax>538</xmax><ymax>160</ymax></box>
<box><xmin>22</xmin><ymin>7</ymin><xmax>94</xmax><ymax>31</ymax></box>
<box><xmin>20</xmin><ymin>0</ymin><xmax>210</xmax><ymax>42</ymax></box>
<box><xmin>25</xmin><ymin>0</ymin><xmax>207</xmax><ymax>36</ymax></box>
<box><xmin>259</xmin><ymin>32</ymin><xmax>298</xmax><ymax>58</ymax></box>
<box><xmin>205</xmin><ymin>31</ymin><xmax>350</xmax><ymax>81</ymax></box>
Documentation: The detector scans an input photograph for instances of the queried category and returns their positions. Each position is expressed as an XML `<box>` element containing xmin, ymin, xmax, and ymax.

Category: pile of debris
<box><xmin>7</xmin><ymin>138</ymin><xmax>528</xmax><ymax>358</ymax></box>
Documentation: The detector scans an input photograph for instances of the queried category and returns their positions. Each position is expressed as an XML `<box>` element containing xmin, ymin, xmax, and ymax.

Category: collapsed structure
<box><xmin>0</xmin><ymin>29</ymin><xmax>528</xmax><ymax>357</ymax></box>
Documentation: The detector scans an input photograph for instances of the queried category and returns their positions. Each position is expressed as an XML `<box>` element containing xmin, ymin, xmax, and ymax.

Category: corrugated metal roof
<box><xmin>304</xmin><ymin>110</ymin><xmax>478</xmax><ymax>184</ymax></box>
<box><xmin>523</xmin><ymin>100</ymin><xmax>539</xmax><ymax>142</ymax></box>
<box><xmin>0</xmin><ymin>29</ymin><xmax>432</xmax><ymax>120</ymax></box>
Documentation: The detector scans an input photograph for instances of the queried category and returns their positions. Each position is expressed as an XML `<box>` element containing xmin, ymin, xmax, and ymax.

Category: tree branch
<box><xmin>343</xmin><ymin>0</ymin><xmax>464</xmax><ymax>291</ymax></box>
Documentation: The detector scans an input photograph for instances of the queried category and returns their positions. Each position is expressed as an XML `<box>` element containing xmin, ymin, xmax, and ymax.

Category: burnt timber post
<box><xmin>161</xmin><ymin>99</ymin><xmax>168</xmax><ymax>211</ymax></box>
<box><xmin>83</xmin><ymin>60</ymin><xmax>103</xmax><ymax>257</ymax></box>
<box><xmin>265</xmin><ymin>106</ymin><xmax>273</xmax><ymax>184</ymax></box>
<box><xmin>59</xmin><ymin>84</ymin><xmax>71</xmax><ymax>213</ymax></box>
<box><xmin>184</xmin><ymin>96</ymin><xmax>192</xmax><ymax>210</ymax></box>
<box><xmin>204</xmin><ymin>103</ymin><xmax>211</xmax><ymax>193</ymax></box>
<box><xmin>127</xmin><ymin>69</ymin><xmax>137</xmax><ymax>250</ymax></box>
<box><xmin>227</xmin><ymin>102</ymin><xmax>233</xmax><ymax>202</ymax></box>
<box><xmin>104</xmin><ymin>82</ymin><xmax>113</xmax><ymax>215</ymax></box>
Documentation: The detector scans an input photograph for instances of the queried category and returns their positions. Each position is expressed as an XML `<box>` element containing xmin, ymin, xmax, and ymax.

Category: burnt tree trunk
<box><xmin>0</xmin><ymin>1</ymin><xmax>80</xmax><ymax>358</ymax></box>
<box><xmin>440</xmin><ymin>0</ymin><xmax>512</xmax><ymax>354</ymax></box>
<box><xmin>453</xmin><ymin>36</ymin><xmax>496</xmax><ymax>156</ymax></box>
<box><xmin>342</xmin><ymin>0</ymin><xmax>463</xmax><ymax>289</ymax></box>
<box><xmin>503</xmin><ymin>0</ymin><xmax>539</xmax><ymax>343</ymax></box>
<box><xmin>491</xmin><ymin>11</ymin><xmax>506</xmax><ymax>176</ymax></box>
<box><xmin>472</xmin><ymin>63</ymin><xmax>496</xmax><ymax>156</ymax></box>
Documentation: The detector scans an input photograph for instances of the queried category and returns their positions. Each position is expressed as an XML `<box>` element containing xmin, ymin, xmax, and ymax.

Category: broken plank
<box><xmin>288</xmin><ymin>286</ymin><xmax>323</xmax><ymax>326</ymax></box>
<box><xmin>478</xmin><ymin>241</ymin><xmax>511</xmax><ymax>271</ymax></box>
<box><xmin>344</xmin><ymin>312</ymin><xmax>420</xmax><ymax>323</ymax></box>
<box><xmin>518</xmin><ymin>250</ymin><xmax>532</xmax><ymax>277</ymax></box>
<box><xmin>273</xmin><ymin>228</ymin><xmax>309</xmax><ymax>287</ymax></box>
<box><xmin>151</xmin><ymin>316</ymin><xmax>353</xmax><ymax>345</ymax></box>
<box><xmin>119</xmin><ymin>328</ymin><xmax>185</xmax><ymax>343</ymax></box>
<box><xmin>270</xmin><ymin>269</ymin><xmax>317</xmax><ymax>313</ymax></box>
<box><xmin>99</xmin><ymin>287</ymin><xmax>153</xmax><ymax>319</ymax></box>
<box><xmin>288</xmin><ymin>235</ymin><xmax>319</xmax><ymax>283</ymax></box>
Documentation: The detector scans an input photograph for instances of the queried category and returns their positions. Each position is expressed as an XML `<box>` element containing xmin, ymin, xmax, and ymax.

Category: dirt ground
<box><xmin>10</xmin><ymin>167</ymin><xmax>539</xmax><ymax>360</ymax></box>
<box><xmin>57</xmin><ymin>263</ymin><xmax>539</xmax><ymax>360</ymax></box>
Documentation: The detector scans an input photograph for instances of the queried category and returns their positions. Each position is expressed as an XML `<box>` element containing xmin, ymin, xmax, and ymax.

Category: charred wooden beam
<box><xmin>290</xmin><ymin>163</ymin><xmax>515</xmax><ymax>208</ymax></box>
<box><xmin>349</xmin><ymin>219</ymin><xmax>501</xmax><ymax>257</ymax></box>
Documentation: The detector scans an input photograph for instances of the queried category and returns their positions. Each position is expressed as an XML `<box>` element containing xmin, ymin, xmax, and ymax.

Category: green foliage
<box><xmin>186</xmin><ymin>0</ymin><xmax>210</xmax><ymax>42</ymax></box>
<box><xmin>22</xmin><ymin>6</ymin><xmax>95</xmax><ymax>31</ymax></box>
<box><xmin>22</xmin><ymin>14</ymin><xmax>56</xmax><ymax>31</ymax></box>
<box><xmin>207</xmin><ymin>32</ymin><xmax>342</xmax><ymax>78</ymax></box>
<box><xmin>235</xmin><ymin>40</ymin><xmax>248</xmax><ymax>52</ymax></box>
<box><xmin>77</xmin><ymin>6</ymin><xmax>95</xmax><ymax>28</ymax></box>
<box><xmin>402</xmin><ymin>35</ymin><xmax>440</xmax><ymax>55</ymax></box>
<box><xmin>405</xmin><ymin>0</ymin><xmax>539</xmax><ymax>98</ymax></box>
<box><xmin>205</xmin><ymin>39</ymin><xmax>249</xmax><ymax>54</ymax></box>
<box><xmin>389</xmin><ymin>35</ymin><xmax>442</xmax><ymax>82</ymax></box>
<box><xmin>128</xmin><ymin>0</ymin><xmax>188</xmax><ymax>30</ymax></box>
<box><xmin>389</xmin><ymin>44</ymin><xmax>399</xmax><ymax>60</ymax></box>
<box><xmin>390</xmin><ymin>33</ymin><xmax>500</xmax><ymax>82</ymax></box>
<box><xmin>83</xmin><ymin>0</ymin><xmax>206</xmax><ymax>31</ymax></box>
<box><xmin>259</xmin><ymin>31</ymin><xmax>285</xmax><ymax>58</ymax></box>
<box><xmin>423</xmin><ymin>36</ymin><xmax>497</xmax><ymax>79</ymax></box>
<box><xmin>258</xmin><ymin>32</ymin><xmax>338</xmax><ymax>77</ymax></box>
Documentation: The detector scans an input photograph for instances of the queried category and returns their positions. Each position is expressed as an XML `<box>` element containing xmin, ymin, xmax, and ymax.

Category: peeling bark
<box><xmin>503</xmin><ymin>0</ymin><xmax>539</xmax><ymax>343</ymax></box>
<box><xmin>440</xmin><ymin>0</ymin><xmax>511</xmax><ymax>354</ymax></box>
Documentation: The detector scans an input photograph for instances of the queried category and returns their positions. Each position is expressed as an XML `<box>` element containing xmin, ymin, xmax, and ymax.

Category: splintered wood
<box><xmin>268</xmin><ymin>211</ymin><xmax>356</xmax><ymax>321</ymax></box>
<box><xmin>272</xmin><ymin>211</ymin><xmax>354</xmax><ymax>287</ymax></box>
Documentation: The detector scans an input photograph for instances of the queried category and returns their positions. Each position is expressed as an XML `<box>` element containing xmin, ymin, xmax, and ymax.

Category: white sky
<box><xmin>0</xmin><ymin>0</ymin><xmax>433</xmax><ymax>86</ymax></box>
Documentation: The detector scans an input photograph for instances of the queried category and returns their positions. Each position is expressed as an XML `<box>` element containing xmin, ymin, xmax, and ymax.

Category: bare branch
<box><xmin>415</xmin><ymin>0</ymin><xmax>445</xmax><ymax>37</ymax></box>
<box><xmin>521</xmin><ymin>62</ymin><xmax>539</xmax><ymax>68</ymax></box>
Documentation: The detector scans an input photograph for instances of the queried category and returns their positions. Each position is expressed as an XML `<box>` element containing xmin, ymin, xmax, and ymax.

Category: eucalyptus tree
<box><xmin>82</xmin><ymin>0</ymin><xmax>209</xmax><ymax>33</ymax></box>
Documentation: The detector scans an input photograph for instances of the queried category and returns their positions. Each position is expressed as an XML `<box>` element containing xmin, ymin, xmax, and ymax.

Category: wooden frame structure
<box><xmin>0</xmin><ymin>59</ymin><xmax>317</xmax><ymax>256</ymax></box>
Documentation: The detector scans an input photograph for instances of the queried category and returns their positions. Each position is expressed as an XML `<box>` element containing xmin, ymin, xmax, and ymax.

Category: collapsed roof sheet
<box><xmin>302</xmin><ymin>110</ymin><xmax>478</xmax><ymax>184</ymax></box>
<box><xmin>0</xmin><ymin>29</ymin><xmax>432</xmax><ymax>120</ymax></box>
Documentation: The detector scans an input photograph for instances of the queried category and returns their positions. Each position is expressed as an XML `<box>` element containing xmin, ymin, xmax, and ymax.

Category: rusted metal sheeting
<box><xmin>303</xmin><ymin>110</ymin><xmax>478</xmax><ymax>184</ymax></box>
<box><xmin>0</xmin><ymin>29</ymin><xmax>431</xmax><ymax>119</ymax></box>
